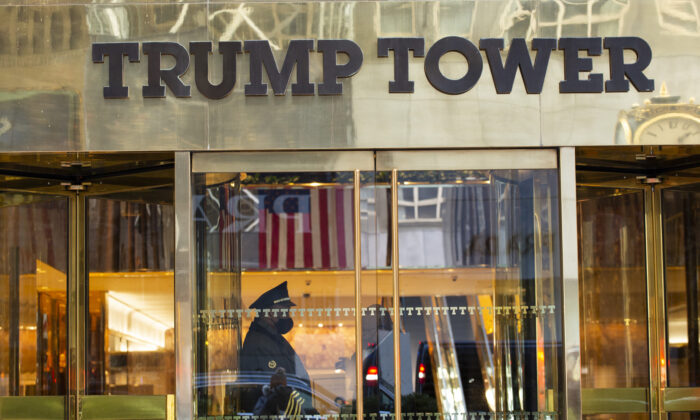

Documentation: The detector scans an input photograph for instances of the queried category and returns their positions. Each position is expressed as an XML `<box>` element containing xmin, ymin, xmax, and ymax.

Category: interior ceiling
<box><xmin>0</xmin><ymin>152</ymin><xmax>175</xmax><ymax>200</ymax></box>
<box><xmin>576</xmin><ymin>145</ymin><xmax>700</xmax><ymax>187</ymax></box>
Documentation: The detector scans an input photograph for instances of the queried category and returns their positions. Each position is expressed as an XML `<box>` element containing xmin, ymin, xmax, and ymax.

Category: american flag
<box><xmin>256</xmin><ymin>186</ymin><xmax>354</xmax><ymax>270</ymax></box>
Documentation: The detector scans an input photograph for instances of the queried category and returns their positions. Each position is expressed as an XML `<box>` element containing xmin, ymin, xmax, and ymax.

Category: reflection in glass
<box><xmin>0</xmin><ymin>194</ymin><xmax>68</xmax><ymax>396</ymax></box>
<box><xmin>577</xmin><ymin>188</ymin><xmax>649</xmax><ymax>389</ymax></box>
<box><xmin>194</xmin><ymin>172</ymin><xmax>361</xmax><ymax>418</ymax></box>
<box><xmin>378</xmin><ymin>170</ymin><xmax>561</xmax><ymax>416</ymax></box>
<box><xmin>86</xmin><ymin>192</ymin><xmax>175</xmax><ymax>396</ymax></box>
<box><xmin>584</xmin><ymin>414</ymin><xmax>649</xmax><ymax>420</ymax></box>
<box><xmin>663</xmin><ymin>185</ymin><xmax>700</xmax><ymax>387</ymax></box>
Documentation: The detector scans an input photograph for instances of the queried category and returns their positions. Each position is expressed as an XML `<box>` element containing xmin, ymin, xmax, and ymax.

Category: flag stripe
<box><xmin>270</xmin><ymin>213</ymin><xmax>279</xmax><ymax>269</ymax></box>
<box><xmin>344</xmin><ymin>187</ymin><xmax>354</xmax><ymax>268</ymax></box>
<box><xmin>286</xmin><ymin>212</ymin><xmax>295</xmax><ymax>268</ymax></box>
<box><xmin>335</xmin><ymin>188</ymin><xmax>347</xmax><ymax>268</ymax></box>
<box><xmin>319</xmin><ymin>189</ymin><xmax>330</xmax><ymax>268</ymax></box>
<box><xmin>327</xmin><ymin>189</ymin><xmax>338</xmax><ymax>268</ymax></box>
<box><xmin>310</xmin><ymin>189</ymin><xmax>322</xmax><ymax>268</ymax></box>
<box><xmin>294</xmin><ymin>213</ymin><xmax>304</xmax><ymax>268</ymax></box>
<box><xmin>303</xmin><ymin>212</ymin><xmax>313</xmax><ymax>267</ymax></box>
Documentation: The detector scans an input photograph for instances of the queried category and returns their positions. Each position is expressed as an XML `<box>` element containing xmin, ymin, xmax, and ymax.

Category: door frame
<box><xmin>182</xmin><ymin>148</ymin><xmax>571</xmax><ymax>419</ymax></box>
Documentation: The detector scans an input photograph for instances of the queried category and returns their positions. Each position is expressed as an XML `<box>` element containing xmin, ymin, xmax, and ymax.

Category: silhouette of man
<box><xmin>240</xmin><ymin>281</ymin><xmax>310</xmax><ymax>382</ymax></box>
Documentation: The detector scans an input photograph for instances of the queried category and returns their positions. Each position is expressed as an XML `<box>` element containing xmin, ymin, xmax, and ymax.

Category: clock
<box><xmin>615</xmin><ymin>83</ymin><xmax>700</xmax><ymax>145</ymax></box>
<box><xmin>634</xmin><ymin>113</ymin><xmax>700</xmax><ymax>144</ymax></box>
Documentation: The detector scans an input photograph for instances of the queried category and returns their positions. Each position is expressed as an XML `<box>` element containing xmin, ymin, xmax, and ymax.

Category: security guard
<box><xmin>240</xmin><ymin>281</ymin><xmax>310</xmax><ymax>381</ymax></box>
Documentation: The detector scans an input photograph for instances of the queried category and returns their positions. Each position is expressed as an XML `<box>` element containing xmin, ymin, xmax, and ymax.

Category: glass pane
<box><xmin>378</xmin><ymin>169</ymin><xmax>562</xmax><ymax>417</ymax></box>
<box><xmin>194</xmin><ymin>172</ymin><xmax>359</xmax><ymax>418</ymax></box>
<box><xmin>0</xmin><ymin>192</ymin><xmax>68</xmax><ymax>396</ymax></box>
<box><xmin>86</xmin><ymin>187</ymin><xmax>175</xmax><ymax>396</ymax></box>
<box><xmin>669</xmin><ymin>412</ymin><xmax>700</xmax><ymax>420</ymax></box>
<box><xmin>584</xmin><ymin>415</ymin><xmax>649</xmax><ymax>420</ymax></box>
<box><xmin>360</xmin><ymin>172</ymin><xmax>394</xmax><ymax>415</ymax></box>
<box><xmin>663</xmin><ymin>184</ymin><xmax>700</xmax><ymax>387</ymax></box>
<box><xmin>577</xmin><ymin>188</ymin><xmax>649</xmax><ymax>389</ymax></box>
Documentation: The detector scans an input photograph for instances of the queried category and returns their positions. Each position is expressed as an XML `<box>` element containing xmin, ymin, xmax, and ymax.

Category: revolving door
<box><xmin>576</xmin><ymin>146</ymin><xmax>700</xmax><ymax>419</ymax></box>
<box><xmin>0</xmin><ymin>154</ymin><xmax>176</xmax><ymax>420</ymax></box>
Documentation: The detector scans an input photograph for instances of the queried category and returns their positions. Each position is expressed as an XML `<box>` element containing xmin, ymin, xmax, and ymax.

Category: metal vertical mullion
<box><xmin>644</xmin><ymin>186</ymin><xmax>666</xmax><ymax>420</ymax></box>
<box><xmin>354</xmin><ymin>169</ymin><xmax>363</xmax><ymax>420</ymax></box>
<box><xmin>559</xmin><ymin>148</ymin><xmax>581</xmax><ymax>420</ymax></box>
<box><xmin>391</xmin><ymin>169</ymin><xmax>401</xmax><ymax>420</ymax></box>
<box><xmin>175</xmin><ymin>152</ymin><xmax>194</xmax><ymax>420</ymax></box>
<box><xmin>68</xmin><ymin>193</ymin><xmax>86</xmax><ymax>420</ymax></box>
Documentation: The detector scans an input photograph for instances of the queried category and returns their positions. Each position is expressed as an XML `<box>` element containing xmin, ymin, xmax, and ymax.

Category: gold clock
<box><xmin>615</xmin><ymin>84</ymin><xmax>700</xmax><ymax>145</ymax></box>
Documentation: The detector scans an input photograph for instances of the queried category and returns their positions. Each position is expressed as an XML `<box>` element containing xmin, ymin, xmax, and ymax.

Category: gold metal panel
<box><xmin>376</xmin><ymin>149</ymin><xmax>557</xmax><ymax>170</ymax></box>
<box><xmin>81</xmin><ymin>395</ymin><xmax>170</xmax><ymax>420</ymax></box>
<box><xmin>192</xmin><ymin>151</ymin><xmax>374</xmax><ymax>173</ymax></box>
<box><xmin>664</xmin><ymin>388</ymin><xmax>700</xmax><ymax>412</ymax></box>
<box><xmin>0</xmin><ymin>396</ymin><xmax>65</xmax><ymax>420</ymax></box>
<box><xmin>581</xmin><ymin>388</ymin><xmax>649</xmax><ymax>414</ymax></box>
<box><xmin>2</xmin><ymin>1</ymin><xmax>700</xmax><ymax>151</ymax></box>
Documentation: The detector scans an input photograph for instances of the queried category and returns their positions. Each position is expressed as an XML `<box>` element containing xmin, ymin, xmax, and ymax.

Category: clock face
<box><xmin>636</xmin><ymin>115</ymin><xmax>700</xmax><ymax>144</ymax></box>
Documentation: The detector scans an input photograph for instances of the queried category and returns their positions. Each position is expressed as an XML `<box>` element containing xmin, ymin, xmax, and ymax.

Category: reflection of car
<box><xmin>194</xmin><ymin>372</ymin><xmax>340</xmax><ymax>414</ymax></box>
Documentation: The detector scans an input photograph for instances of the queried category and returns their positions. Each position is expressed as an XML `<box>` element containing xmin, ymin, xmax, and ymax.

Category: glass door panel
<box><xmin>661</xmin><ymin>182</ymin><xmax>700</xmax><ymax>416</ymax></box>
<box><xmin>0</xmin><ymin>177</ymin><xmax>68</xmax><ymax>419</ymax></box>
<box><xmin>82</xmin><ymin>167</ymin><xmax>175</xmax><ymax>420</ymax></box>
<box><xmin>376</xmin><ymin>151</ymin><xmax>563</xmax><ymax>420</ymax></box>
<box><xmin>192</xmin><ymin>152</ymin><xmax>375</xmax><ymax>419</ymax></box>
<box><xmin>576</xmin><ymin>187</ymin><xmax>650</xmax><ymax>414</ymax></box>
<box><xmin>662</xmin><ymin>184</ymin><xmax>699</xmax><ymax>388</ymax></box>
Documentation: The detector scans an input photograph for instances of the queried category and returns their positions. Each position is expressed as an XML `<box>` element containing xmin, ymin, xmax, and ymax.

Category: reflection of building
<box><xmin>0</xmin><ymin>1</ymin><xmax>699</xmax><ymax>420</ymax></box>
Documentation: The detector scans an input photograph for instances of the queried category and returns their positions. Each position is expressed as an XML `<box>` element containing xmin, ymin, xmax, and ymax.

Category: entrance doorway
<box><xmin>190</xmin><ymin>150</ymin><xmax>564</xmax><ymax>420</ymax></box>
<box><xmin>0</xmin><ymin>153</ymin><xmax>175</xmax><ymax>420</ymax></box>
<box><xmin>576</xmin><ymin>146</ymin><xmax>700</xmax><ymax>419</ymax></box>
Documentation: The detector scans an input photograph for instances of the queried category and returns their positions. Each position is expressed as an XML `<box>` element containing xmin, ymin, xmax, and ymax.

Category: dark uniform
<box><xmin>240</xmin><ymin>318</ymin><xmax>310</xmax><ymax>381</ymax></box>
<box><xmin>237</xmin><ymin>282</ymin><xmax>314</xmax><ymax>413</ymax></box>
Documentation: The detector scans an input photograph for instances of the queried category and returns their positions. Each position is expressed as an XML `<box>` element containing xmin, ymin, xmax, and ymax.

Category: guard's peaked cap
<box><xmin>249</xmin><ymin>281</ymin><xmax>297</xmax><ymax>309</ymax></box>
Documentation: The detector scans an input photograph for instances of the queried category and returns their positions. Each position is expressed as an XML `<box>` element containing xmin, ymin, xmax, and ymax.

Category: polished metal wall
<box><xmin>0</xmin><ymin>0</ymin><xmax>699</xmax><ymax>152</ymax></box>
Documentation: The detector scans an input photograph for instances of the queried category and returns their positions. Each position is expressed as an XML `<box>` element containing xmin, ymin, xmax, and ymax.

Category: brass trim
<box><xmin>80</xmin><ymin>395</ymin><xmax>170</xmax><ymax>420</ymax></box>
<box><xmin>644</xmin><ymin>187</ymin><xmax>664</xmax><ymax>420</ymax></box>
<box><xmin>391</xmin><ymin>168</ymin><xmax>401</xmax><ymax>419</ymax></box>
<box><xmin>354</xmin><ymin>169</ymin><xmax>364</xmax><ymax>420</ymax></box>
<box><xmin>376</xmin><ymin>149</ymin><xmax>558</xmax><ymax>171</ymax></box>
<box><xmin>68</xmin><ymin>193</ymin><xmax>86</xmax><ymax>420</ymax></box>
<box><xmin>174</xmin><ymin>152</ymin><xmax>194</xmax><ymax>420</ymax></box>
<box><xmin>560</xmin><ymin>147</ymin><xmax>582</xmax><ymax>420</ymax></box>
<box><xmin>664</xmin><ymin>388</ymin><xmax>700</xmax><ymax>412</ymax></box>
<box><xmin>581</xmin><ymin>388</ymin><xmax>649</xmax><ymax>414</ymax></box>
<box><xmin>0</xmin><ymin>396</ymin><xmax>66</xmax><ymax>420</ymax></box>
<box><xmin>192</xmin><ymin>151</ymin><xmax>375</xmax><ymax>173</ymax></box>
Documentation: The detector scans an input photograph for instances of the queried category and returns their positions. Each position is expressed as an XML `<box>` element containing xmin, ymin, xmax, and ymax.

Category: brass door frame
<box><xmin>578</xmin><ymin>177</ymin><xmax>700</xmax><ymax>419</ymax></box>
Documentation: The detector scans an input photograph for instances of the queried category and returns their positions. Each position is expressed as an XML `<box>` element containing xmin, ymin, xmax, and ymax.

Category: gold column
<box><xmin>68</xmin><ymin>193</ymin><xmax>86</xmax><ymax>420</ymax></box>
<box><xmin>391</xmin><ymin>169</ymin><xmax>401</xmax><ymax>419</ymax></box>
<box><xmin>354</xmin><ymin>169</ymin><xmax>364</xmax><ymax>420</ymax></box>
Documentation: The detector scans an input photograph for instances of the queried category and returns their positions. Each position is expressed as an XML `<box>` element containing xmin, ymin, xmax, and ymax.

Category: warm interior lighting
<box><xmin>107</xmin><ymin>293</ymin><xmax>170</xmax><ymax>350</ymax></box>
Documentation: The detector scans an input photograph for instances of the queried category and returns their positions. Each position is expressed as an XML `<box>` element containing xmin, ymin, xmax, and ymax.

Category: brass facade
<box><xmin>0</xmin><ymin>0</ymin><xmax>698</xmax><ymax>151</ymax></box>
